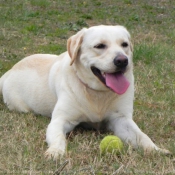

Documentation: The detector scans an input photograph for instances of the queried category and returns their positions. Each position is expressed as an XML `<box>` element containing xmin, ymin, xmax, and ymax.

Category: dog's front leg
<box><xmin>109</xmin><ymin>116</ymin><xmax>170</xmax><ymax>154</ymax></box>
<box><xmin>45</xmin><ymin>108</ymin><xmax>77</xmax><ymax>159</ymax></box>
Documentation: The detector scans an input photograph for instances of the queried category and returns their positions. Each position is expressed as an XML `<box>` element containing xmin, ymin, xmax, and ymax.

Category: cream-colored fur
<box><xmin>0</xmin><ymin>25</ymin><xmax>170</xmax><ymax>159</ymax></box>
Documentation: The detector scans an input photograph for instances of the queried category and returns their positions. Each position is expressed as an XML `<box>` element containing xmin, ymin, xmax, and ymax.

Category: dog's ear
<box><xmin>126</xmin><ymin>31</ymin><xmax>133</xmax><ymax>52</ymax></box>
<box><xmin>130</xmin><ymin>41</ymin><xmax>133</xmax><ymax>52</ymax></box>
<box><xmin>117</xmin><ymin>25</ymin><xmax>133</xmax><ymax>52</ymax></box>
<box><xmin>67</xmin><ymin>28</ymin><xmax>87</xmax><ymax>65</ymax></box>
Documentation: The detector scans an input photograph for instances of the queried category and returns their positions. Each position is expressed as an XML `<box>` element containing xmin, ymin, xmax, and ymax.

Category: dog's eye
<box><xmin>121</xmin><ymin>42</ymin><xmax>128</xmax><ymax>48</ymax></box>
<box><xmin>94</xmin><ymin>43</ymin><xmax>106</xmax><ymax>49</ymax></box>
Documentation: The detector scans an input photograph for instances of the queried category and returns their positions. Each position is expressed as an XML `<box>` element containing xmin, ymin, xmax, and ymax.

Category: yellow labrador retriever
<box><xmin>0</xmin><ymin>25</ymin><xmax>170</xmax><ymax>159</ymax></box>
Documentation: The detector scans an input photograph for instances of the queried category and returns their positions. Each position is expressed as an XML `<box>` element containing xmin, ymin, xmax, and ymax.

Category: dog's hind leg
<box><xmin>1</xmin><ymin>72</ymin><xmax>30</xmax><ymax>113</ymax></box>
<box><xmin>0</xmin><ymin>70</ymin><xmax>11</xmax><ymax>95</ymax></box>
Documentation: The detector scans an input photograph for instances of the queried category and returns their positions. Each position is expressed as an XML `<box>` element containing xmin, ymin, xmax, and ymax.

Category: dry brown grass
<box><xmin>0</xmin><ymin>0</ymin><xmax>175</xmax><ymax>174</ymax></box>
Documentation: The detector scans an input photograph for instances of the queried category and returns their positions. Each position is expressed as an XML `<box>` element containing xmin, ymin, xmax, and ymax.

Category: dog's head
<box><xmin>67</xmin><ymin>25</ymin><xmax>133</xmax><ymax>94</ymax></box>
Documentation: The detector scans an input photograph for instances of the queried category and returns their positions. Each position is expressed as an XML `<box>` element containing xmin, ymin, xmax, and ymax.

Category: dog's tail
<box><xmin>0</xmin><ymin>71</ymin><xmax>10</xmax><ymax>95</ymax></box>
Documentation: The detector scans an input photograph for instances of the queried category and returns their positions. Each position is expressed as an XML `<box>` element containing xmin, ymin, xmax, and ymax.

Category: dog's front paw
<box><xmin>45</xmin><ymin>146</ymin><xmax>65</xmax><ymax>160</ymax></box>
<box><xmin>143</xmin><ymin>145</ymin><xmax>172</xmax><ymax>156</ymax></box>
<box><xmin>157</xmin><ymin>147</ymin><xmax>172</xmax><ymax>156</ymax></box>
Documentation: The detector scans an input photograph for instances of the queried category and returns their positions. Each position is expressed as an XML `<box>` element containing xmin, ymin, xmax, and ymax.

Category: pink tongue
<box><xmin>105</xmin><ymin>72</ymin><xmax>130</xmax><ymax>94</ymax></box>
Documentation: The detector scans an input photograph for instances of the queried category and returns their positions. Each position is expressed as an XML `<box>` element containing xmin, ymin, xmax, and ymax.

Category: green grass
<box><xmin>0</xmin><ymin>0</ymin><xmax>175</xmax><ymax>174</ymax></box>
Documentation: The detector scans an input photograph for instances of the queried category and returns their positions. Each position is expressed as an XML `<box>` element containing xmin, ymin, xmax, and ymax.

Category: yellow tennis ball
<box><xmin>100</xmin><ymin>135</ymin><xmax>123</xmax><ymax>155</ymax></box>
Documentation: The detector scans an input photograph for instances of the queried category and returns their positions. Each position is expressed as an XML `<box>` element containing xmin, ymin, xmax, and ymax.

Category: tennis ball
<box><xmin>100</xmin><ymin>135</ymin><xmax>124</xmax><ymax>155</ymax></box>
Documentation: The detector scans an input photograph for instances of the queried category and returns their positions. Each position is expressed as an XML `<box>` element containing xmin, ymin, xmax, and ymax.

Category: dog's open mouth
<box><xmin>91</xmin><ymin>67</ymin><xmax>130</xmax><ymax>94</ymax></box>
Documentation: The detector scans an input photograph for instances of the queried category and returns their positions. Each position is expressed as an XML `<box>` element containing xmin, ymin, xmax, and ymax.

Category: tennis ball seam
<box><xmin>100</xmin><ymin>136</ymin><xmax>124</xmax><ymax>154</ymax></box>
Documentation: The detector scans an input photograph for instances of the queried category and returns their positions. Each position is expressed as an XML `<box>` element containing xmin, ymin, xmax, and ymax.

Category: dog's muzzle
<box><xmin>91</xmin><ymin>54</ymin><xmax>130</xmax><ymax>94</ymax></box>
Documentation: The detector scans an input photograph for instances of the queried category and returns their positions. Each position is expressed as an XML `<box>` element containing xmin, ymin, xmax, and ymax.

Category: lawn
<box><xmin>0</xmin><ymin>0</ymin><xmax>175</xmax><ymax>174</ymax></box>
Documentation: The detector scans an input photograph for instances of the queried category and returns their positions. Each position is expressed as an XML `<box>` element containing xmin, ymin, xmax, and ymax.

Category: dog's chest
<box><xmin>80</xmin><ymin>89</ymin><xmax>116</xmax><ymax>122</ymax></box>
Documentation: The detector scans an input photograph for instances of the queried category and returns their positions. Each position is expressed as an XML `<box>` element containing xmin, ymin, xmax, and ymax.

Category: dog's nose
<box><xmin>113</xmin><ymin>54</ymin><xmax>128</xmax><ymax>69</ymax></box>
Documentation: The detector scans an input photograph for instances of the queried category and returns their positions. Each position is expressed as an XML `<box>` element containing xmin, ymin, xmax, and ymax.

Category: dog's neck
<box><xmin>75</xmin><ymin>69</ymin><xmax>113</xmax><ymax>96</ymax></box>
<box><xmin>76</xmin><ymin>74</ymin><xmax>89</xmax><ymax>89</ymax></box>
<box><xmin>72</xmin><ymin>65</ymin><xmax>100</xmax><ymax>91</ymax></box>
